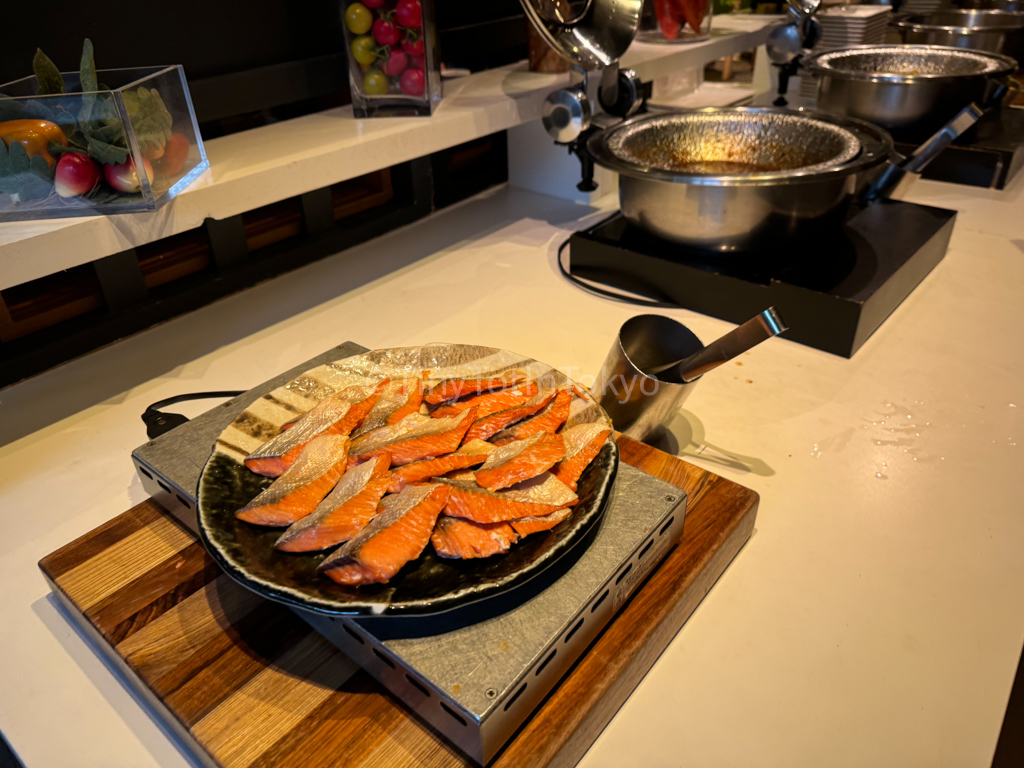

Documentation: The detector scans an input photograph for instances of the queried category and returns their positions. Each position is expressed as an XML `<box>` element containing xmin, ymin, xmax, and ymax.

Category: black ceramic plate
<box><xmin>197</xmin><ymin>344</ymin><xmax>618</xmax><ymax>616</ymax></box>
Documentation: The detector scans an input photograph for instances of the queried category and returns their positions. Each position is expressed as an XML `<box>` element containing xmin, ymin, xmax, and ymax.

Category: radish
<box><xmin>104</xmin><ymin>157</ymin><xmax>154</xmax><ymax>193</ymax></box>
<box><xmin>55</xmin><ymin>152</ymin><xmax>102</xmax><ymax>198</ymax></box>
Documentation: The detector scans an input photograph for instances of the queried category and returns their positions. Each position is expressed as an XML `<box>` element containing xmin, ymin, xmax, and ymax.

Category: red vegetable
<box><xmin>395</xmin><ymin>0</ymin><xmax>422</xmax><ymax>28</ymax></box>
<box><xmin>54</xmin><ymin>152</ymin><xmax>101</xmax><ymax>198</ymax></box>
<box><xmin>363</xmin><ymin>0</ymin><xmax>385</xmax><ymax>6</ymax></box>
<box><xmin>372</xmin><ymin>17</ymin><xmax>401</xmax><ymax>45</ymax></box>
<box><xmin>654</xmin><ymin>0</ymin><xmax>681</xmax><ymax>40</ymax></box>
<box><xmin>383</xmin><ymin>49</ymin><xmax>408</xmax><ymax>76</ymax></box>
<box><xmin>401</xmin><ymin>34</ymin><xmax>424</xmax><ymax>56</ymax></box>
<box><xmin>104</xmin><ymin>156</ymin><xmax>154</xmax><ymax>193</ymax></box>
<box><xmin>399</xmin><ymin>67</ymin><xmax>425</xmax><ymax>96</ymax></box>
<box><xmin>408</xmin><ymin>53</ymin><xmax>425</xmax><ymax>70</ymax></box>
<box><xmin>153</xmin><ymin>133</ymin><xmax>190</xmax><ymax>177</ymax></box>
<box><xmin>671</xmin><ymin>0</ymin><xmax>703</xmax><ymax>34</ymax></box>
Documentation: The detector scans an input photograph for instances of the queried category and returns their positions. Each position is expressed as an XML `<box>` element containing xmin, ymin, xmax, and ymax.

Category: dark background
<box><xmin>0</xmin><ymin>1</ymin><xmax>528</xmax><ymax>136</ymax></box>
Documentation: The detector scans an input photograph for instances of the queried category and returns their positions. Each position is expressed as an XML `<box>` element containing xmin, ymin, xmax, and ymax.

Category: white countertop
<box><xmin>2</xmin><ymin>167</ymin><xmax>1023</xmax><ymax>766</ymax></box>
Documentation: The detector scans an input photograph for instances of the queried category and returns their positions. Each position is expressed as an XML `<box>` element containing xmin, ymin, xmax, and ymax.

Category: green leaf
<box><xmin>0</xmin><ymin>94</ymin><xmax>31</xmax><ymax>122</ymax></box>
<box><xmin>124</xmin><ymin>86</ymin><xmax>173</xmax><ymax>155</ymax></box>
<box><xmin>80</xmin><ymin>39</ymin><xmax>98</xmax><ymax>93</ymax></box>
<box><xmin>0</xmin><ymin>140</ymin><xmax>55</xmax><ymax>202</ymax></box>
<box><xmin>85</xmin><ymin>134</ymin><xmax>128</xmax><ymax>165</ymax></box>
<box><xmin>33</xmin><ymin>49</ymin><xmax>65</xmax><ymax>95</ymax></box>
<box><xmin>48</xmin><ymin>141</ymin><xmax>87</xmax><ymax>157</ymax></box>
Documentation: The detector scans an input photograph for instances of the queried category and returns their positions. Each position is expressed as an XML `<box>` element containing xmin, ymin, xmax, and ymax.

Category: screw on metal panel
<box><xmin>665</xmin><ymin>495</ymin><xmax>676</xmax><ymax>503</ymax></box>
<box><xmin>485</xmin><ymin>688</ymin><xmax>498</xmax><ymax>699</ymax></box>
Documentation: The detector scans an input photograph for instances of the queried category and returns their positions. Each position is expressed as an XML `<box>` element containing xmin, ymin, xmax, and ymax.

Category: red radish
<box><xmin>399</xmin><ymin>67</ymin><xmax>425</xmax><ymax>96</ymax></box>
<box><xmin>372</xmin><ymin>18</ymin><xmax>400</xmax><ymax>45</ymax></box>
<box><xmin>54</xmin><ymin>152</ymin><xmax>101</xmax><ymax>198</ymax></box>
<box><xmin>383</xmin><ymin>50</ymin><xmax>408</xmax><ymax>76</ymax></box>
<box><xmin>395</xmin><ymin>0</ymin><xmax>422</xmax><ymax>28</ymax></box>
<box><xmin>104</xmin><ymin>157</ymin><xmax>154</xmax><ymax>193</ymax></box>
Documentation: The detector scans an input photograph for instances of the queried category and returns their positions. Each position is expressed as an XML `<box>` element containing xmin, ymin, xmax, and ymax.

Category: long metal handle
<box><xmin>862</xmin><ymin>81</ymin><xmax>1010</xmax><ymax>204</ymax></box>
<box><xmin>647</xmin><ymin>308</ymin><xmax>788</xmax><ymax>383</ymax></box>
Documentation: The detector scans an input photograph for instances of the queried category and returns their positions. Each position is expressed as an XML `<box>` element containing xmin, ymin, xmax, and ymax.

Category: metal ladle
<box><xmin>645</xmin><ymin>308</ymin><xmax>788</xmax><ymax>383</ymax></box>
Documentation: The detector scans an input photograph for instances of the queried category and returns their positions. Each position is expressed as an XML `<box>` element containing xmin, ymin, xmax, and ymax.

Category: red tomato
<box><xmin>363</xmin><ymin>0</ymin><xmax>385</xmax><ymax>6</ymax></box>
<box><xmin>401</xmin><ymin>35</ymin><xmax>424</xmax><ymax>55</ymax></box>
<box><xmin>399</xmin><ymin>67</ymin><xmax>425</xmax><ymax>96</ymax></box>
<box><xmin>395</xmin><ymin>0</ymin><xmax>422</xmax><ymax>28</ymax></box>
<box><xmin>383</xmin><ymin>49</ymin><xmax>408</xmax><ymax>76</ymax></box>
<box><xmin>372</xmin><ymin>18</ymin><xmax>401</xmax><ymax>45</ymax></box>
<box><xmin>407</xmin><ymin>53</ymin><xmax>425</xmax><ymax>70</ymax></box>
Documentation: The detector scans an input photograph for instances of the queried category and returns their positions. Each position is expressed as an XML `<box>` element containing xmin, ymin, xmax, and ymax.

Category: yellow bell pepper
<box><xmin>0</xmin><ymin>119</ymin><xmax>68</xmax><ymax>168</ymax></box>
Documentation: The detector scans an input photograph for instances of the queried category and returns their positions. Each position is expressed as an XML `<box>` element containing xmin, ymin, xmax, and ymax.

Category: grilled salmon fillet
<box><xmin>319</xmin><ymin>484</ymin><xmax>451</xmax><ymax>585</ymax></box>
<box><xmin>236</xmin><ymin>434</ymin><xmax>350</xmax><ymax>526</ymax></box>
<box><xmin>274</xmin><ymin>455</ymin><xmax>391</xmax><ymax>552</ymax></box>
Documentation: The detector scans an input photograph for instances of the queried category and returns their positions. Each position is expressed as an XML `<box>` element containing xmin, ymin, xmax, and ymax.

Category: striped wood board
<box><xmin>39</xmin><ymin>435</ymin><xmax>759</xmax><ymax>768</ymax></box>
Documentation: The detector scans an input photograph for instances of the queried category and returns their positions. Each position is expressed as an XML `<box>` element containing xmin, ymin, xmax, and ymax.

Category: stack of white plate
<box><xmin>798</xmin><ymin>6</ymin><xmax>894</xmax><ymax>99</ymax></box>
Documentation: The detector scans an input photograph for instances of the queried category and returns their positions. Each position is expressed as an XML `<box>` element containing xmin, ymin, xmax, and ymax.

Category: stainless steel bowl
<box><xmin>587</xmin><ymin>108</ymin><xmax>892</xmax><ymax>251</ymax></box>
<box><xmin>891</xmin><ymin>10</ymin><xmax>1024</xmax><ymax>61</ymax></box>
<box><xmin>804</xmin><ymin>44</ymin><xmax>1017</xmax><ymax>141</ymax></box>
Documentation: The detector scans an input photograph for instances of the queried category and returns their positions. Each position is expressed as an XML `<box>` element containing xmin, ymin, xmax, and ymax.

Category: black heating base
<box><xmin>895</xmin><ymin>106</ymin><xmax>1024</xmax><ymax>190</ymax></box>
<box><xmin>566</xmin><ymin>200</ymin><xmax>957</xmax><ymax>358</ymax></box>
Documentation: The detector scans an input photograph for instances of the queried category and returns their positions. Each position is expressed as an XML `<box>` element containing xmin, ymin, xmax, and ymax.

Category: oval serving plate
<box><xmin>197</xmin><ymin>344</ymin><xmax>618</xmax><ymax>616</ymax></box>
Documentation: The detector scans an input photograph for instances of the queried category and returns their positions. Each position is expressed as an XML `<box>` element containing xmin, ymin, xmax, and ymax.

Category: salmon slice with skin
<box><xmin>245</xmin><ymin>380</ymin><xmax>388</xmax><ymax>477</ymax></box>
<box><xmin>424</xmin><ymin>372</ymin><xmax>526</xmax><ymax>405</ymax></box>
<box><xmin>463</xmin><ymin>391</ymin><xmax>556</xmax><ymax>443</ymax></box>
<box><xmin>352</xmin><ymin>380</ymin><xmax>424</xmax><ymax>438</ymax></box>
<box><xmin>236</xmin><ymin>434</ymin><xmax>351</xmax><ymax>526</ymax></box>
<box><xmin>490</xmin><ymin>388</ymin><xmax>572</xmax><ymax>445</ymax></box>
<box><xmin>274</xmin><ymin>455</ymin><xmax>391</xmax><ymax>552</ymax></box>
<box><xmin>388</xmin><ymin>439</ymin><xmax>495</xmax><ymax>493</ymax></box>
<box><xmin>431</xmin><ymin>515</ymin><xmax>519</xmax><ymax>559</ymax></box>
<box><xmin>319</xmin><ymin>484</ymin><xmax>450</xmax><ymax>585</ymax></box>
<box><xmin>441</xmin><ymin>472</ymin><xmax>578</xmax><ymax>524</ymax></box>
<box><xmin>509</xmin><ymin>507</ymin><xmax>573</xmax><ymax>536</ymax></box>
<box><xmin>430</xmin><ymin>381</ymin><xmax>539</xmax><ymax>419</ymax></box>
<box><xmin>551</xmin><ymin>423</ymin><xmax>612</xmax><ymax>491</ymax></box>
<box><xmin>349</xmin><ymin>407</ymin><xmax>478</xmax><ymax>467</ymax></box>
<box><xmin>474</xmin><ymin>431</ymin><xmax>566</xmax><ymax>491</ymax></box>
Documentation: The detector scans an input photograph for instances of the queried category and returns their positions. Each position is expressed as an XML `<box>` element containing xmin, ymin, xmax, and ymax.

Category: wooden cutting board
<box><xmin>39</xmin><ymin>436</ymin><xmax>758</xmax><ymax>768</ymax></box>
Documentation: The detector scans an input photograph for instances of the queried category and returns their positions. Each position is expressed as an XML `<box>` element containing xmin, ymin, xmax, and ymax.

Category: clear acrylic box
<box><xmin>0</xmin><ymin>65</ymin><xmax>208</xmax><ymax>221</ymax></box>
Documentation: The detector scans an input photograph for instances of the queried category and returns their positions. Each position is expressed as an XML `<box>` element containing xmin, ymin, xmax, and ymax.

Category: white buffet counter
<box><xmin>1</xmin><ymin>160</ymin><xmax>1023</xmax><ymax>765</ymax></box>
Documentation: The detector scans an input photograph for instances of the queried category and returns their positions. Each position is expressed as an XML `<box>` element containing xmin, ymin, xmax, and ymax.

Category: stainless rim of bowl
<box><xmin>587</xmin><ymin>107</ymin><xmax>893</xmax><ymax>187</ymax></box>
<box><xmin>891</xmin><ymin>10</ymin><xmax>1024</xmax><ymax>33</ymax></box>
<box><xmin>802</xmin><ymin>44</ymin><xmax>1018</xmax><ymax>83</ymax></box>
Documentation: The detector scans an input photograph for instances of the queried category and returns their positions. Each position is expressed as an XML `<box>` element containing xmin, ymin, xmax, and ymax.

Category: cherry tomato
<box><xmin>396</xmin><ymin>0</ymin><xmax>422</xmax><ymax>28</ymax></box>
<box><xmin>363</xmin><ymin>0</ymin><xmax>385</xmax><ymax>6</ymax></box>
<box><xmin>407</xmin><ymin>53</ymin><xmax>425</xmax><ymax>70</ymax></box>
<box><xmin>373</xmin><ymin>17</ymin><xmax>401</xmax><ymax>46</ymax></box>
<box><xmin>383</xmin><ymin>50</ymin><xmax>408</xmax><ymax>76</ymax></box>
<box><xmin>401</xmin><ymin>35</ymin><xmax>424</xmax><ymax>56</ymax></box>
<box><xmin>399</xmin><ymin>67</ymin><xmax>425</xmax><ymax>96</ymax></box>
<box><xmin>345</xmin><ymin>3</ymin><xmax>372</xmax><ymax>35</ymax></box>
<box><xmin>351</xmin><ymin>35</ymin><xmax>377</xmax><ymax>66</ymax></box>
<box><xmin>363</xmin><ymin>70</ymin><xmax>390</xmax><ymax>95</ymax></box>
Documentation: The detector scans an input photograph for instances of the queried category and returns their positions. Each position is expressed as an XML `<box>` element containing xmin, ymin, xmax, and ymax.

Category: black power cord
<box><xmin>142</xmin><ymin>391</ymin><xmax>245</xmax><ymax>439</ymax></box>
<box><xmin>556</xmin><ymin>237</ymin><xmax>681</xmax><ymax>309</ymax></box>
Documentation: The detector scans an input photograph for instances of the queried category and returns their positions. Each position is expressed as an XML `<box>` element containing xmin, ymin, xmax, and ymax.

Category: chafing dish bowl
<box><xmin>587</xmin><ymin>107</ymin><xmax>892</xmax><ymax>251</ymax></box>
<box><xmin>804</xmin><ymin>44</ymin><xmax>1017</xmax><ymax>141</ymax></box>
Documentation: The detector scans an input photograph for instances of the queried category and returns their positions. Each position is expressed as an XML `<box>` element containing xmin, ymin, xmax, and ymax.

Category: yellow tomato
<box><xmin>351</xmin><ymin>35</ymin><xmax>377</xmax><ymax>66</ymax></box>
<box><xmin>363</xmin><ymin>70</ymin><xmax>389</xmax><ymax>96</ymax></box>
<box><xmin>345</xmin><ymin>3</ymin><xmax>372</xmax><ymax>35</ymax></box>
